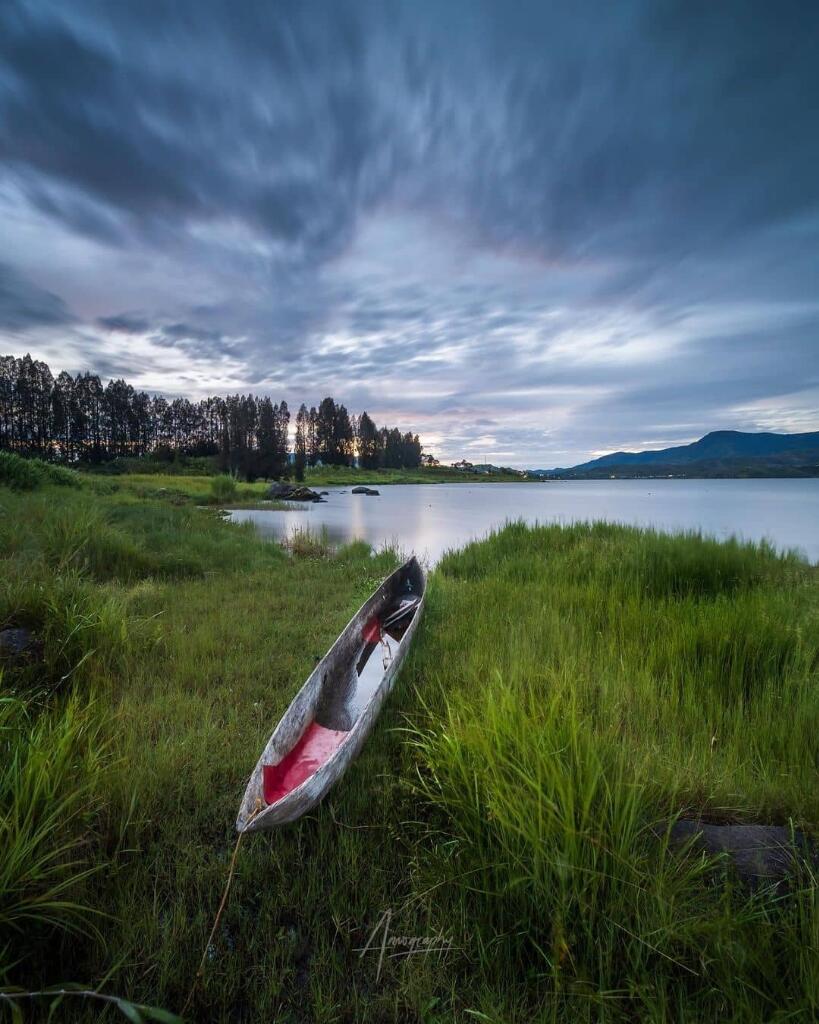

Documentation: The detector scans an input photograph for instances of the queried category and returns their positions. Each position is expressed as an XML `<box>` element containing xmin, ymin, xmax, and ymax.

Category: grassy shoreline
<box><xmin>304</xmin><ymin>465</ymin><xmax>532</xmax><ymax>485</ymax></box>
<box><xmin>1</xmin><ymin>456</ymin><xmax>817</xmax><ymax>1021</ymax></box>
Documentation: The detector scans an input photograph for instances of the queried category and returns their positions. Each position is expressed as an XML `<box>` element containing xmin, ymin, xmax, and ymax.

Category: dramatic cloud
<box><xmin>1</xmin><ymin>0</ymin><xmax>817</xmax><ymax>465</ymax></box>
<box><xmin>0</xmin><ymin>262</ymin><xmax>72</xmax><ymax>330</ymax></box>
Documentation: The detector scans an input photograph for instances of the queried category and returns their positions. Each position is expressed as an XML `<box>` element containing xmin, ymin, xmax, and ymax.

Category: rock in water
<box><xmin>267</xmin><ymin>483</ymin><xmax>323</xmax><ymax>502</ymax></box>
<box><xmin>291</xmin><ymin>486</ymin><xmax>322</xmax><ymax>501</ymax></box>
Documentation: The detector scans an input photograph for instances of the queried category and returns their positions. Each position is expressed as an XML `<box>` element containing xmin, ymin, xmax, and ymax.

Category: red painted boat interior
<box><xmin>362</xmin><ymin>616</ymin><xmax>381</xmax><ymax>645</ymax></box>
<box><xmin>263</xmin><ymin>722</ymin><xmax>349</xmax><ymax>805</ymax></box>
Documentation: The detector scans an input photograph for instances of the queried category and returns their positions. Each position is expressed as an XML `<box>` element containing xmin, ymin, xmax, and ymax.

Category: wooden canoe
<box><xmin>236</xmin><ymin>556</ymin><xmax>425</xmax><ymax>833</ymax></box>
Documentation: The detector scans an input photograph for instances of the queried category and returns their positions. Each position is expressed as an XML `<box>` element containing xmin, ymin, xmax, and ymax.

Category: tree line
<box><xmin>0</xmin><ymin>354</ymin><xmax>423</xmax><ymax>479</ymax></box>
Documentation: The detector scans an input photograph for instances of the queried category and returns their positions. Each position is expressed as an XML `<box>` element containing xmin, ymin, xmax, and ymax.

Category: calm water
<box><xmin>229</xmin><ymin>479</ymin><xmax>819</xmax><ymax>565</ymax></box>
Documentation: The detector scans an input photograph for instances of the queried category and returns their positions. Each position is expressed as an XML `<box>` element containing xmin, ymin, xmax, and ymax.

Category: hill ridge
<box><xmin>533</xmin><ymin>430</ymin><xmax>819</xmax><ymax>478</ymax></box>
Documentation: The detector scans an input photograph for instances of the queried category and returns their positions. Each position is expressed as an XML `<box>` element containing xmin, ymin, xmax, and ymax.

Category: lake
<box><xmin>229</xmin><ymin>479</ymin><xmax>819</xmax><ymax>565</ymax></box>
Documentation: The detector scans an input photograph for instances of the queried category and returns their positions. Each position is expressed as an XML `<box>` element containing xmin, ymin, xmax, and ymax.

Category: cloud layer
<box><xmin>1</xmin><ymin>0</ymin><xmax>817</xmax><ymax>465</ymax></box>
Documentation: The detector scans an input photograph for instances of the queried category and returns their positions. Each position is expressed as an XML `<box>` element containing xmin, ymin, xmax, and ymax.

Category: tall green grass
<box><xmin>0</xmin><ymin>489</ymin><xmax>281</xmax><ymax>584</ymax></box>
<box><xmin>400</xmin><ymin>522</ymin><xmax>819</xmax><ymax>1020</ymax></box>
<box><xmin>0</xmin><ymin>691</ymin><xmax>109</xmax><ymax>981</ymax></box>
<box><xmin>0</xmin><ymin>567</ymin><xmax>156</xmax><ymax>701</ymax></box>
<box><xmin>0</xmin><ymin>475</ymin><xmax>288</xmax><ymax>999</ymax></box>
<box><xmin>423</xmin><ymin>522</ymin><xmax>818</xmax><ymax>822</ymax></box>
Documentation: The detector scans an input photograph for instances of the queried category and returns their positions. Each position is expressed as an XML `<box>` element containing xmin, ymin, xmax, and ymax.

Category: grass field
<box><xmin>1</xmin><ymin>454</ymin><xmax>818</xmax><ymax>1022</ymax></box>
<box><xmin>105</xmin><ymin>472</ymin><xmax>273</xmax><ymax>506</ymax></box>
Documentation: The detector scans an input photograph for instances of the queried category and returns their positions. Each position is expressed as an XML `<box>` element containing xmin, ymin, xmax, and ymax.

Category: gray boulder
<box><xmin>663</xmin><ymin>820</ymin><xmax>817</xmax><ymax>886</ymax></box>
<box><xmin>0</xmin><ymin>627</ymin><xmax>34</xmax><ymax>657</ymax></box>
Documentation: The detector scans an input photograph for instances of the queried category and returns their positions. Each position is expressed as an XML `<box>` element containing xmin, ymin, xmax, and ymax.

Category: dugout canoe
<box><xmin>236</xmin><ymin>556</ymin><xmax>426</xmax><ymax>833</ymax></box>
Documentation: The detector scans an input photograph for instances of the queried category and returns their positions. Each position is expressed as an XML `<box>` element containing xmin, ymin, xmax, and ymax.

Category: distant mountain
<box><xmin>532</xmin><ymin>431</ymin><xmax>819</xmax><ymax>479</ymax></box>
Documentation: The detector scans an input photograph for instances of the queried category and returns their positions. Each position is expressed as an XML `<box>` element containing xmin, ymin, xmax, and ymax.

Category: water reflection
<box><xmin>229</xmin><ymin>479</ymin><xmax>819</xmax><ymax>565</ymax></box>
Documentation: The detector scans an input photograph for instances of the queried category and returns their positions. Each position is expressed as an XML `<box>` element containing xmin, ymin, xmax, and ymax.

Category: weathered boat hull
<box><xmin>236</xmin><ymin>556</ymin><xmax>425</xmax><ymax>832</ymax></box>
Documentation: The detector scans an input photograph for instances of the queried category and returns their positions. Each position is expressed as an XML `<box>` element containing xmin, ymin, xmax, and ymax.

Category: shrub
<box><xmin>285</xmin><ymin>525</ymin><xmax>331</xmax><ymax>559</ymax></box>
<box><xmin>208</xmin><ymin>474</ymin><xmax>238</xmax><ymax>502</ymax></box>
<box><xmin>84</xmin><ymin>453</ymin><xmax>219</xmax><ymax>476</ymax></box>
<box><xmin>0</xmin><ymin>452</ymin><xmax>80</xmax><ymax>490</ymax></box>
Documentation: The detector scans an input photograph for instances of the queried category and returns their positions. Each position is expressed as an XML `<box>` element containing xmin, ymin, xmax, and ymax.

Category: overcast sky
<box><xmin>1</xmin><ymin>0</ymin><xmax>817</xmax><ymax>467</ymax></box>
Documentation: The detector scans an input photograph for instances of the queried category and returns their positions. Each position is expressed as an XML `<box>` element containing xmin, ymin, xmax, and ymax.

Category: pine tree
<box><xmin>357</xmin><ymin>411</ymin><xmax>378</xmax><ymax>468</ymax></box>
<box><xmin>0</xmin><ymin>353</ymin><xmax>426</xmax><ymax>473</ymax></box>
<box><xmin>295</xmin><ymin>404</ymin><xmax>308</xmax><ymax>481</ymax></box>
<box><xmin>307</xmin><ymin>407</ymin><xmax>319</xmax><ymax>466</ymax></box>
<box><xmin>256</xmin><ymin>396</ymin><xmax>277</xmax><ymax>478</ymax></box>
<box><xmin>316</xmin><ymin>397</ymin><xmax>336</xmax><ymax>464</ymax></box>
<box><xmin>334</xmin><ymin>404</ymin><xmax>354</xmax><ymax>466</ymax></box>
<box><xmin>275</xmin><ymin>400</ymin><xmax>290</xmax><ymax>476</ymax></box>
